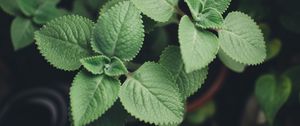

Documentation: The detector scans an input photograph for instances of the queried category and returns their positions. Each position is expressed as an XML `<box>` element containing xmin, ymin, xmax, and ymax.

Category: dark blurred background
<box><xmin>0</xmin><ymin>0</ymin><xmax>300</xmax><ymax>126</ymax></box>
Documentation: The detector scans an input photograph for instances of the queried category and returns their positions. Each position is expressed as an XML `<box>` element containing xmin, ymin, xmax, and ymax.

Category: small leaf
<box><xmin>91</xmin><ymin>1</ymin><xmax>144</xmax><ymax>61</ymax></box>
<box><xmin>159</xmin><ymin>46</ymin><xmax>208</xmax><ymax>99</ymax></box>
<box><xmin>17</xmin><ymin>0</ymin><xmax>60</xmax><ymax>16</ymax></box>
<box><xmin>0</xmin><ymin>0</ymin><xmax>21</xmax><ymax>16</ymax></box>
<box><xmin>104</xmin><ymin>57</ymin><xmax>128</xmax><ymax>76</ymax></box>
<box><xmin>11</xmin><ymin>17</ymin><xmax>37</xmax><ymax>50</ymax></box>
<box><xmin>119</xmin><ymin>62</ymin><xmax>184</xmax><ymax>125</ymax></box>
<box><xmin>33</xmin><ymin>2</ymin><xmax>67</xmax><ymax>25</ymax></box>
<box><xmin>35</xmin><ymin>15</ymin><xmax>94</xmax><ymax>71</ymax></box>
<box><xmin>195</xmin><ymin>8</ymin><xmax>223</xmax><ymax>29</ymax></box>
<box><xmin>80</xmin><ymin>55</ymin><xmax>110</xmax><ymax>75</ymax></box>
<box><xmin>255</xmin><ymin>74</ymin><xmax>292</xmax><ymax>125</ymax></box>
<box><xmin>131</xmin><ymin>0</ymin><xmax>179</xmax><ymax>22</ymax></box>
<box><xmin>179</xmin><ymin>15</ymin><xmax>219</xmax><ymax>73</ymax></box>
<box><xmin>70</xmin><ymin>70</ymin><xmax>120</xmax><ymax>126</ymax></box>
<box><xmin>266</xmin><ymin>38</ymin><xmax>281</xmax><ymax>61</ymax></box>
<box><xmin>184</xmin><ymin>0</ymin><xmax>203</xmax><ymax>19</ymax></box>
<box><xmin>187</xmin><ymin>101</ymin><xmax>216</xmax><ymax>125</ymax></box>
<box><xmin>219</xmin><ymin>12</ymin><xmax>266</xmax><ymax>65</ymax></box>
<box><xmin>201</xmin><ymin>0</ymin><xmax>231</xmax><ymax>14</ymax></box>
<box><xmin>88</xmin><ymin>100</ymin><xmax>128</xmax><ymax>126</ymax></box>
<box><xmin>218</xmin><ymin>49</ymin><xmax>246</xmax><ymax>73</ymax></box>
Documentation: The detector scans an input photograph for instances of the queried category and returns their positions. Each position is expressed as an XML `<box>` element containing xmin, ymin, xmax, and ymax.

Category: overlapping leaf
<box><xmin>184</xmin><ymin>0</ymin><xmax>203</xmax><ymax>19</ymax></box>
<box><xmin>195</xmin><ymin>8</ymin><xmax>223</xmax><ymax>29</ymax></box>
<box><xmin>119</xmin><ymin>62</ymin><xmax>184</xmax><ymax>125</ymax></box>
<box><xmin>218</xmin><ymin>49</ymin><xmax>246</xmax><ymax>73</ymax></box>
<box><xmin>201</xmin><ymin>0</ymin><xmax>231</xmax><ymax>14</ymax></box>
<box><xmin>35</xmin><ymin>15</ymin><xmax>94</xmax><ymax>71</ymax></box>
<box><xmin>80</xmin><ymin>56</ymin><xmax>110</xmax><ymax>75</ymax></box>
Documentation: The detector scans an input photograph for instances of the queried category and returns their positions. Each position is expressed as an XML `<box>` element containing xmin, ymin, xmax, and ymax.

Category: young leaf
<box><xmin>219</xmin><ymin>12</ymin><xmax>266</xmax><ymax>65</ymax></box>
<box><xmin>80</xmin><ymin>56</ymin><xmax>110</xmax><ymax>75</ymax></box>
<box><xmin>11</xmin><ymin>17</ymin><xmax>37</xmax><ymax>50</ymax></box>
<box><xmin>159</xmin><ymin>46</ymin><xmax>208</xmax><ymax>99</ymax></box>
<box><xmin>266</xmin><ymin>38</ymin><xmax>281</xmax><ymax>61</ymax></box>
<box><xmin>91</xmin><ymin>1</ymin><xmax>144</xmax><ymax>61</ymax></box>
<box><xmin>195</xmin><ymin>8</ymin><xmax>223</xmax><ymax>29</ymax></box>
<box><xmin>0</xmin><ymin>0</ymin><xmax>21</xmax><ymax>16</ymax></box>
<box><xmin>255</xmin><ymin>74</ymin><xmax>292</xmax><ymax>125</ymax></box>
<box><xmin>33</xmin><ymin>2</ymin><xmax>67</xmax><ymax>25</ymax></box>
<box><xmin>131</xmin><ymin>0</ymin><xmax>179</xmax><ymax>22</ymax></box>
<box><xmin>70</xmin><ymin>70</ymin><xmax>120</xmax><ymax>126</ymax></box>
<box><xmin>104</xmin><ymin>57</ymin><xmax>128</xmax><ymax>76</ymax></box>
<box><xmin>184</xmin><ymin>0</ymin><xmax>203</xmax><ymax>19</ymax></box>
<box><xmin>201</xmin><ymin>0</ymin><xmax>231</xmax><ymax>14</ymax></box>
<box><xmin>35</xmin><ymin>15</ymin><xmax>94</xmax><ymax>71</ymax></box>
<box><xmin>218</xmin><ymin>49</ymin><xmax>246</xmax><ymax>73</ymax></box>
<box><xmin>179</xmin><ymin>15</ymin><xmax>219</xmax><ymax>73</ymax></box>
<box><xmin>119</xmin><ymin>62</ymin><xmax>184</xmax><ymax>125</ymax></box>
<box><xmin>88</xmin><ymin>100</ymin><xmax>128</xmax><ymax>126</ymax></box>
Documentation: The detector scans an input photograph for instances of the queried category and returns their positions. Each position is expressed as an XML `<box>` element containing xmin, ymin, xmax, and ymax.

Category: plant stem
<box><xmin>187</xmin><ymin>66</ymin><xmax>229</xmax><ymax>112</ymax></box>
<box><xmin>175</xmin><ymin>6</ymin><xmax>185</xmax><ymax>17</ymax></box>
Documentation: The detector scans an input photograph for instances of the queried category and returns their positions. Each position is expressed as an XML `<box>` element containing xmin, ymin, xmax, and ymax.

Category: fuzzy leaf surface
<box><xmin>218</xmin><ymin>49</ymin><xmax>245</xmax><ymax>73</ymax></box>
<box><xmin>80</xmin><ymin>56</ymin><xmax>110</xmax><ymax>75</ymax></box>
<box><xmin>91</xmin><ymin>1</ymin><xmax>144</xmax><ymax>61</ymax></box>
<box><xmin>119</xmin><ymin>62</ymin><xmax>184</xmax><ymax>125</ymax></box>
<box><xmin>70</xmin><ymin>70</ymin><xmax>120</xmax><ymax>126</ymax></box>
<box><xmin>219</xmin><ymin>12</ymin><xmax>266</xmax><ymax>65</ymax></box>
<box><xmin>131</xmin><ymin>0</ymin><xmax>178</xmax><ymax>22</ymax></box>
<box><xmin>104</xmin><ymin>57</ymin><xmax>128</xmax><ymax>76</ymax></box>
<box><xmin>195</xmin><ymin>8</ymin><xmax>223</xmax><ymax>29</ymax></box>
<box><xmin>179</xmin><ymin>15</ymin><xmax>219</xmax><ymax>73</ymax></box>
<box><xmin>159</xmin><ymin>46</ymin><xmax>208</xmax><ymax>99</ymax></box>
<box><xmin>201</xmin><ymin>0</ymin><xmax>231</xmax><ymax>14</ymax></box>
<box><xmin>35</xmin><ymin>15</ymin><xmax>94</xmax><ymax>71</ymax></box>
<box><xmin>184</xmin><ymin>0</ymin><xmax>203</xmax><ymax>19</ymax></box>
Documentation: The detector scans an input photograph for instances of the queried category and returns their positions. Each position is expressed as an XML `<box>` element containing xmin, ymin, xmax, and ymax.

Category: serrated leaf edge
<box><xmin>195</xmin><ymin>8</ymin><xmax>224</xmax><ymax>29</ymax></box>
<box><xmin>80</xmin><ymin>55</ymin><xmax>109</xmax><ymax>75</ymax></box>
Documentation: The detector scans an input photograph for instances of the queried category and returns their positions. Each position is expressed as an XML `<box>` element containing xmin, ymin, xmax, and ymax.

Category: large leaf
<box><xmin>218</xmin><ymin>49</ymin><xmax>246</xmax><ymax>73</ymax></box>
<box><xmin>219</xmin><ymin>12</ymin><xmax>266</xmax><ymax>65</ymax></box>
<box><xmin>255</xmin><ymin>74</ymin><xmax>292</xmax><ymax>125</ymax></box>
<box><xmin>201</xmin><ymin>0</ymin><xmax>231</xmax><ymax>14</ymax></box>
<box><xmin>91</xmin><ymin>1</ymin><xmax>144</xmax><ymax>61</ymax></box>
<box><xmin>119</xmin><ymin>62</ymin><xmax>184</xmax><ymax>125</ymax></box>
<box><xmin>195</xmin><ymin>8</ymin><xmax>223</xmax><ymax>29</ymax></box>
<box><xmin>70</xmin><ymin>70</ymin><xmax>120</xmax><ymax>126</ymax></box>
<box><xmin>0</xmin><ymin>0</ymin><xmax>21</xmax><ymax>16</ymax></box>
<box><xmin>11</xmin><ymin>17</ymin><xmax>37</xmax><ymax>50</ymax></box>
<box><xmin>159</xmin><ymin>46</ymin><xmax>208</xmax><ymax>99</ymax></box>
<box><xmin>179</xmin><ymin>15</ymin><xmax>219</xmax><ymax>73</ymax></box>
<box><xmin>131</xmin><ymin>0</ymin><xmax>178</xmax><ymax>22</ymax></box>
<box><xmin>35</xmin><ymin>15</ymin><xmax>94</xmax><ymax>71</ymax></box>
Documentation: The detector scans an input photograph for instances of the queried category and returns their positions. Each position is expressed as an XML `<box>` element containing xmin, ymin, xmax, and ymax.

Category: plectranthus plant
<box><xmin>33</xmin><ymin>0</ymin><xmax>266</xmax><ymax>125</ymax></box>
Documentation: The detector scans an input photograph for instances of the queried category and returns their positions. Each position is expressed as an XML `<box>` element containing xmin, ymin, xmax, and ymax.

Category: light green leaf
<box><xmin>11</xmin><ymin>17</ymin><xmax>37</xmax><ymax>50</ymax></box>
<box><xmin>201</xmin><ymin>0</ymin><xmax>231</xmax><ymax>14</ymax></box>
<box><xmin>80</xmin><ymin>56</ymin><xmax>110</xmax><ymax>75</ymax></box>
<box><xmin>119</xmin><ymin>62</ymin><xmax>184</xmax><ymax>125</ymax></box>
<box><xmin>195</xmin><ymin>8</ymin><xmax>223</xmax><ymax>29</ymax></box>
<box><xmin>255</xmin><ymin>74</ymin><xmax>292</xmax><ymax>125</ymax></box>
<box><xmin>33</xmin><ymin>2</ymin><xmax>67</xmax><ymax>25</ymax></box>
<box><xmin>184</xmin><ymin>0</ymin><xmax>203</xmax><ymax>19</ymax></box>
<box><xmin>218</xmin><ymin>49</ymin><xmax>246</xmax><ymax>73</ymax></box>
<box><xmin>187</xmin><ymin>101</ymin><xmax>216</xmax><ymax>125</ymax></box>
<box><xmin>266</xmin><ymin>38</ymin><xmax>281</xmax><ymax>61</ymax></box>
<box><xmin>131</xmin><ymin>0</ymin><xmax>179</xmax><ymax>22</ymax></box>
<box><xmin>35</xmin><ymin>15</ymin><xmax>94</xmax><ymax>71</ymax></box>
<box><xmin>0</xmin><ymin>0</ymin><xmax>21</xmax><ymax>16</ymax></box>
<box><xmin>91</xmin><ymin>1</ymin><xmax>144</xmax><ymax>61</ymax></box>
<box><xmin>179</xmin><ymin>15</ymin><xmax>219</xmax><ymax>73</ymax></box>
<box><xmin>159</xmin><ymin>46</ymin><xmax>208</xmax><ymax>99</ymax></box>
<box><xmin>104</xmin><ymin>57</ymin><xmax>128</xmax><ymax>76</ymax></box>
<box><xmin>88</xmin><ymin>101</ymin><xmax>128</xmax><ymax>126</ymax></box>
<box><xmin>219</xmin><ymin>12</ymin><xmax>266</xmax><ymax>65</ymax></box>
<box><xmin>70</xmin><ymin>70</ymin><xmax>120</xmax><ymax>126</ymax></box>
<box><xmin>100</xmin><ymin>0</ymin><xmax>126</xmax><ymax>14</ymax></box>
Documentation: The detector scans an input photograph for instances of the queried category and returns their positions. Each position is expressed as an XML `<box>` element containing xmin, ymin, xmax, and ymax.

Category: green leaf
<box><xmin>80</xmin><ymin>56</ymin><xmax>110</xmax><ymax>75</ymax></box>
<box><xmin>218</xmin><ymin>49</ymin><xmax>246</xmax><ymax>73</ymax></box>
<box><xmin>131</xmin><ymin>0</ymin><xmax>179</xmax><ymax>22</ymax></box>
<box><xmin>11</xmin><ymin>17</ymin><xmax>37</xmax><ymax>50</ymax></box>
<box><xmin>159</xmin><ymin>46</ymin><xmax>208</xmax><ymax>99</ymax></box>
<box><xmin>184</xmin><ymin>0</ymin><xmax>203</xmax><ymax>19</ymax></box>
<box><xmin>187</xmin><ymin>101</ymin><xmax>216</xmax><ymax>125</ymax></box>
<box><xmin>88</xmin><ymin>101</ymin><xmax>128</xmax><ymax>126</ymax></box>
<box><xmin>91</xmin><ymin>1</ymin><xmax>144</xmax><ymax>61</ymax></box>
<box><xmin>195</xmin><ymin>8</ymin><xmax>223</xmax><ymax>29</ymax></box>
<box><xmin>70</xmin><ymin>70</ymin><xmax>120</xmax><ymax>126</ymax></box>
<box><xmin>72</xmin><ymin>0</ymin><xmax>92</xmax><ymax>18</ymax></box>
<box><xmin>283</xmin><ymin>66</ymin><xmax>300</xmax><ymax>104</ymax></box>
<box><xmin>17</xmin><ymin>0</ymin><xmax>60</xmax><ymax>16</ymax></box>
<box><xmin>100</xmin><ymin>0</ymin><xmax>126</xmax><ymax>14</ymax></box>
<box><xmin>104</xmin><ymin>57</ymin><xmax>128</xmax><ymax>76</ymax></box>
<box><xmin>0</xmin><ymin>0</ymin><xmax>21</xmax><ymax>16</ymax></box>
<box><xmin>255</xmin><ymin>74</ymin><xmax>292</xmax><ymax>125</ymax></box>
<box><xmin>33</xmin><ymin>2</ymin><xmax>67</xmax><ymax>25</ymax></box>
<box><xmin>179</xmin><ymin>15</ymin><xmax>219</xmax><ymax>73</ymax></box>
<box><xmin>219</xmin><ymin>12</ymin><xmax>266</xmax><ymax>65</ymax></box>
<box><xmin>35</xmin><ymin>15</ymin><xmax>94</xmax><ymax>71</ymax></box>
<box><xmin>201</xmin><ymin>0</ymin><xmax>231</xmax><ymax>14</ymax></box>
<box><xmin>266</xmin><ymin>38</ymin><xmax>281</xmax><ymax>61</ymax></box>
<box><xmin>119</xmin><ymin>62</ymin><xmax>184</xmax><ymax>125</ymax></box>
